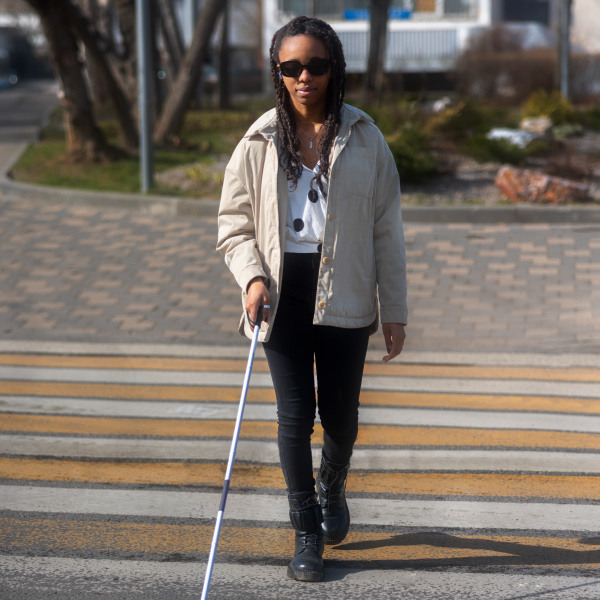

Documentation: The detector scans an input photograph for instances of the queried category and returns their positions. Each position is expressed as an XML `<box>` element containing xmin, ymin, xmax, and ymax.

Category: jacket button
<box><xmin>322</xmin><ymin>256</ymin><xmax>330</xmax><ymax>265</ymax></box>
<box><xmin>318</xmin><ymin>301</ymin><xmax>326</xmax><ymax>309</ymax></box>
<box><xmin>327</xmin><ymin>214</ymin><xmax>333</xmax><ymax>221</ymax></box>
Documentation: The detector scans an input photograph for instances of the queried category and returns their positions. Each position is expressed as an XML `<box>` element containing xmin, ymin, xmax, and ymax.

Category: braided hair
<box><xmin>269</xmin><ymin>16</ymin><xmax>346</xmax><ymax>191</ymax></box>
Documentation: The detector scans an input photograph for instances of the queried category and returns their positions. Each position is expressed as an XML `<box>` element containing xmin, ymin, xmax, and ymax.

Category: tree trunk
<box><xmin>156</xmin><ymin>0</ymin><xmax>184</xmax><ymax>76</ymax></box>
<box><xmin>113</xmin><ymin>0</ymin><xmax>138</xmax><ymax>108</ymax></box>
<box><xmin>219</xmin><ymin>2</ymin><xmax>230</xmax><ymax>109</ymax></box>
<box><xmin>83</xmin><ymin>0</ymin><xmax>111</xmax><ymax>109</ymax></box>
<box><xmin>556</xmin><ymin>0</ymin><xmax>572</xmax><ymax>99</ymax></box>
<box><xmin>150</xmin><ymin>0</ymin><xmax>163</xmax><ymax>117</ymax></box>
<box><xmin>25</xmin><ymin>0</ymin><xmax>110</xmax><ymax>162</ymax></box>
<box><xmin>153</xmin><ymin>0</ymin><xmax>224</xmax><ymax>145</ymax></box>
<box><xmin>64</xmin><ymin>0</ymin><xmax>139</xmax><ymax>147</ymax></box>
<box><xmin>364</xmin><ymin>0</ymin><xmax>392</xmax><ymax>105</ymax></box>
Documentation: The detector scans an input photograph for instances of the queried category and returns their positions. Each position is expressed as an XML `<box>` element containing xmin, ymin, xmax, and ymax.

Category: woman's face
<box><xmin>277</xmin><ymin>34</ymin><xmax>330</xmax><ymax>114</ymax></box>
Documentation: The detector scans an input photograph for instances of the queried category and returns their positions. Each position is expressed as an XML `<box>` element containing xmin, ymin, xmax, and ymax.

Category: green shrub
<box><xmin>522</xmin><ymin>90</ymin><xmax>574</xmax><ymax>124</ymax></box>
<box><xmin>553</xmin><ymin>122</ymin><xmax>584</xmax><ymax>139</ymax></box>
<box><xmin>464</xmin><ymin>135</ymin><xmax>550</xmax><ymax>164</ymax></box>
<box><xmin>425</xmin><ymin>101</ymin><xmax>502</xmax><ymax>142</ymax></box>
<box><xmin>353</xmin><ymin>99</ymin><xmax>423</xmax><ymax>136</ymax></box>
<box><xmin>577</xmin><ymin>105</ymin><xmax>600</xmax><ymax>130</ymax></box>
<box><xmin>387</xmin><ymin>123</ymin><xmax>438</xmax><ymax>184</ymax></box>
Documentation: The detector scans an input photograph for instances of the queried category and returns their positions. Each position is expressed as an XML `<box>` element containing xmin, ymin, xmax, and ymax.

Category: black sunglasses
<box><xmin>279</xmin><ymin>58</ymin><xmax>331</xmax><ymax>78</ymax></box>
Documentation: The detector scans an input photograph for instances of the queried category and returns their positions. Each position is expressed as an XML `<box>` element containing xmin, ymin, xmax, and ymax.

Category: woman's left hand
<box><xmin>382</xmin><ymin>323</ymin><xmax>406</xmax><ymax>362</ymax></box>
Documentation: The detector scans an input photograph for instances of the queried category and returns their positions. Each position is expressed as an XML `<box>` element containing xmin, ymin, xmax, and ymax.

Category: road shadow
<box><xmin>329</xmin><ymin>531</ymin><xmax>600</xmax><ymax>570</ymax></box>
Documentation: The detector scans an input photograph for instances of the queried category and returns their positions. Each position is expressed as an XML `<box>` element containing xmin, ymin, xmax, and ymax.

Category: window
<box><xmin>503</xmin><ymin>0</ymin><xmax>550</xmax><ymax>25</ymax></box>
<box><xmin>279</xmin><ymin>0</ymin><xmax>414</xmax><ymax>20</ymax></box>
<box><xmin>444</xmin><ymin>0</ymin><xmax>473</xmax><ymax>15</ymax></box>
<box><xmin>414</xmin><ymin>0</ymin><xmax>436</xmax><ymax>12</ymax></box>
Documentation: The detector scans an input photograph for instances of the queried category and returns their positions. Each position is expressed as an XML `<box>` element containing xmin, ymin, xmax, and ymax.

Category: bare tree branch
<box><xmin>155</xmin><ymin>0</ymin><xmax>184</xmax><ymax>75</ymax></box>
<box><xmin>153</xmin><ymin>0</ymin><xmax>224</xmax><ymax>145</ymax></box>
<box><xmin>63</xmin><ymin>0</ymin><xmax>138</xmax><ymax>147</ymax></box>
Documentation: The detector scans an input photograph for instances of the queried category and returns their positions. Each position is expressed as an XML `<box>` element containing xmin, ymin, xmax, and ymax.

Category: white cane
<box><xmin>200</xmin><ymin>305</ymin><xmax>269</xmax><ymax>600</ymax></box>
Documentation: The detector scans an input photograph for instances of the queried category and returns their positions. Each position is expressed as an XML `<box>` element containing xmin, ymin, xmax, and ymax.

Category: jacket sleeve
<box><xmin>372</xmin><ymin>128</ymin><xmax>408</xmax><ymax>325</ymax></box>
<box><xmin>216</xmin><ymin>140</ymin><xmax>268</xmax><ymax>293</ymax></box>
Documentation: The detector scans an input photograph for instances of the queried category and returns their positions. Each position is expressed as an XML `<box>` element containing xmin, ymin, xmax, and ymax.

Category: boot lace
<box><xmin>322</xmin><ymin>488</ymin><xmax>342</xmax><ymax>508</ymax></box>
<box><xmin>301</xmin><ymin>532</ymin><xmax>322</xmax><ymax>552</ymax></box>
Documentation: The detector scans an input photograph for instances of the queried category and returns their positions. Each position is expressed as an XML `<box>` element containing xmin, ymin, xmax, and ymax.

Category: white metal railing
<box><xmin>269</xmin><ymin>0</ymin><xmax>490</xmax><ymax>73</ymax></box>
<box><xmin>338</xmin><ymin>26</ymin><xmax>462</xmax><ymax>72</ymax></box>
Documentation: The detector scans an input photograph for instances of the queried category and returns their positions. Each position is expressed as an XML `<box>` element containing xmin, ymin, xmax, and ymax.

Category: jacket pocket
<box><xmin>339</xmin><ymin>147</ymin><xmax>376</xmax><ymax>199</ymax></box>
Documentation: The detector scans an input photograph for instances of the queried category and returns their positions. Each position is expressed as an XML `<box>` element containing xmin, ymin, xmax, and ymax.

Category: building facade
<box><xmin>261</xmin><ymin>0</ymin><xmax>573</xmax><ymax>75</ymax></box>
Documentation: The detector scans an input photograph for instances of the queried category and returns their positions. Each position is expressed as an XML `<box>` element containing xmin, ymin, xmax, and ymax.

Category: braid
<box><xmin>270</xmin><ymin>16</ymin><xmax>346</xmax><ymax>191</ymax></box>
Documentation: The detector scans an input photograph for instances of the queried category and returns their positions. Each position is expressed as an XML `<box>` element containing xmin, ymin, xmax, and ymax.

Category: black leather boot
<box><xmin>316</xmin><ymin>456</ymin><xmax>350</xmax><ymax>545</ymax></box>
<box><xmin>287</xmin><ymin>492</ymin><xmax>325</xmax><ymax>582</ymax></box>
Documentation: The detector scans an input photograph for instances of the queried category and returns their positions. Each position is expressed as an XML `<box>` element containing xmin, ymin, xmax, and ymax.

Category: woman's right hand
<box><xmin>246</xmin><ymin>277</ymin><xmax>271</xmax><ymax>327</ymax></box>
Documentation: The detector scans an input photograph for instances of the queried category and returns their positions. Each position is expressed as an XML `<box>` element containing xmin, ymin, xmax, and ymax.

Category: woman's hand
<box><xmin>246</xmin><ymin>277</ymin><xmax>271</xmax><ymax>327</ymax></box>
<box><xmin>382</xmin><ymin>323</ymin><xmax>406</xmax><ymax>362</ymax></box>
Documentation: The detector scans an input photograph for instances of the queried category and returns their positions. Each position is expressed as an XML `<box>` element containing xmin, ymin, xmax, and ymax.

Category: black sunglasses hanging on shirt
<box><xmin>279</xmin><ymin>58</ymin><xmax>331</xmax><ymax>78</ymax></box>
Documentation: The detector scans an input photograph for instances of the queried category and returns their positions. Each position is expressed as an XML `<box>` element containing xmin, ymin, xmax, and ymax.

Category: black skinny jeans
<box><xmin>263</xmin><ymin>252</ymin><xmax>370</xmax><ymax>496</ymax></box>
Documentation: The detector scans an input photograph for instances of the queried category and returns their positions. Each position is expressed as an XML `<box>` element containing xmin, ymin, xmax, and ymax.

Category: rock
<box><xmin>432</xmin><ymin>96</ymin><xmax>452</xmax><ymax>113</ymax></box>
<box><xmin>487</xmin><ymin>128</ymin><xmax>539</xmax><ymax>149</ymax></box>
<box><xmin>495</xmin><ymin>166</ymin><xmax>590</xmax><ymax>204</ymax></box>
<box><xmin>520</xmin><ymin>116</ymin><xmax>553</xmax><ymax>136</ymax></box>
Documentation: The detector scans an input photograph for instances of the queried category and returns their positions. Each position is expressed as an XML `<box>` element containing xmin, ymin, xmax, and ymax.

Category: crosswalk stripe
<box><xmin>4</xmin><ymin>396</ymin><xmax>600</xmax><ymax>432</ymax></box>
<box><xmin>4</xmin><ymin>486</ymin><xmax>600</xmax><ymax>531</ymax></box>
<box><xmin>3</xmin><ymin>435</ymin><xmax>599</xmax><ymax>473</ymax></box>
<box><xmin>2</xmin><ymin>365</ymin><xmax>600</xmax><ymax>397</ymax></box>
<box><xmin>3</xmin><ymin>457</ymin><xmax>600</xmax><ymax>500</ymax></box>
<box><xmin>2</xmin><ymin>347</ymin><xmax>599</xmax><ymax>581</ymax></box>
<box><xmin>2</xmin><ymin>515</ymin><xmax>599</xmax><ymax>569</ymax></box>
<box><xmin>2</xmin><ymin>353</ymin><xmax>599</xmax><ymax>382</ymax></box>
<box><xmin>2</xmin><ymin>380</ymin><xmax>599</xmax><ymax>414</ymax></box>
<box><xmin>2</xmin><ymin>414</ymin><xmax>600</xmax><ymax>449</ymax></box>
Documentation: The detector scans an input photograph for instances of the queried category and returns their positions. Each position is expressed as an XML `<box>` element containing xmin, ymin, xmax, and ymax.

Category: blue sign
<box><xmin>390</xmin><ymin>9</ymin><xmax>412</xmax><ymax>19</ymax></box>
<box><xmin>344</xmin><ymin>9</ymin><xmax>370</xmax><ymax>20</ymax></box>
<box><xmin>344</xmin><ymin>9</ymin><xmax>412</xmax><ymax>20</ymax></box>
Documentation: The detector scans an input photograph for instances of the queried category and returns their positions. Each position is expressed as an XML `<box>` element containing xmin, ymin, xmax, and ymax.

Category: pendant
<box><xmin>309</xmin><ymin>139</ymin><xmax>313</xmax><ymax>149</ymax></box>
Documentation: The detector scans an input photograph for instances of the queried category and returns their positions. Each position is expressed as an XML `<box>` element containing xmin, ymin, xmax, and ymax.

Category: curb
<box><xmin>2</xmin><ymin>144</ymin><xmax>600</xmax><ymax>224</ymax></box>
<box><xmin>400</xmin><ymin>203</ymin><xmax>600</xmax><ymax>224</ymax></box>
<box><xmin>0</xmin><ymin>173</ymin><xmax>219</xmax><ymax>217</ymax></box>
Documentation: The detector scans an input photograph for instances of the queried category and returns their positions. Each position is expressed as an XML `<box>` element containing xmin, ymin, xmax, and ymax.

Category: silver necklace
<box><xmin>299</xmin><ymin>123</ymin><xmax>323</xmax><ymax>149</ymax></box>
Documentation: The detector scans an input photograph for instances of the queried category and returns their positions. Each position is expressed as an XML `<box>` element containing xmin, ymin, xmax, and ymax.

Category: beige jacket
<box><xmin>216</xmin><ymin>103</ymin><xmax>407</xmax><ymax>342</ymax></box>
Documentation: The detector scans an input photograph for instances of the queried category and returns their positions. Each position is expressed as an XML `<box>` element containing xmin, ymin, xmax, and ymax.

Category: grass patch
<box><xmin>10</xmin><ymin>106</ymin><xmax>265</xmax><ymax>197</ymax></box>
<box><xmin>12</xmin><ymin>95</ymin><xmax>595</xmax><ymax>198</ymax></box>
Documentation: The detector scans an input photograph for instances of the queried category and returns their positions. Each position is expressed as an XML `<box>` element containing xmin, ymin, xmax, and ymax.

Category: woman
<box><xmin>217</xmin><ymin>16</ymin><xmax>407</xmax><ymax>582</ymax></box>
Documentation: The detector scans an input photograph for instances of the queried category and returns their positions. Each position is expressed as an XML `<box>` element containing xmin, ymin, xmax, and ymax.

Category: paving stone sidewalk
<box><xmin>1</xmin><ymin>80</ymin><xmax>599</xmax><ymax>354</ymax></box>
<box><xmin>1</xmin><ymin>197</ymin><xmax>599</xmax><ymax>354</ymax></box>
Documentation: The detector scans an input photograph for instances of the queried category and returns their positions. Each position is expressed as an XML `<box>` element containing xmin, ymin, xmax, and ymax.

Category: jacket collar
<box><xmin>243</xmin><ymin>103</ymin><xmax>373</xmax><ymax>144</ymax></box>
<box><xmin>339</xmin><ymin>103</ymin><xmax>374</xmax><ymax>132</ymax></box>
<box><xmin>243</xmin><ymin>108</ymin><xmax>278</xmax><ymax>142</ymax></box>
<box><xmin>330</xmin><ymin>104</ymin><xmax>374</xmax><ymax>166</ymax></box>
<box><xmin>334</xmin><ymin>104</ymin><xmax>373</xmax><ymax>149</ymax></box>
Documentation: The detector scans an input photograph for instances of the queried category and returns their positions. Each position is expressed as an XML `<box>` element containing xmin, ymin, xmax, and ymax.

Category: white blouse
<box><xmin>285</xmin><ymin>163</ymin><xmax>327</xmax><ymax>253</ymax></box>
